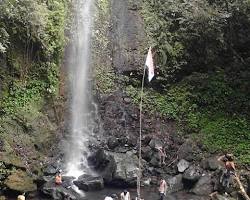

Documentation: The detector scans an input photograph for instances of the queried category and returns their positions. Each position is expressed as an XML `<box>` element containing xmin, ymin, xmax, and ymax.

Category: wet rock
<box><xmin>36</xmin><ymin>175</ymin><xmax>54</xmax><ymax>188</ymax></box>
<box><xmin>178</xmin><ymin>140</ymin><xmax>195</xmax><ymax>161</ymax></box>
<box><xmin>177</xmin><ymin>159</ymin><xmax>190</xmax><ymax>173</ymax></box>
<box><xmin>44</xmin><ymin>165</ymin><xmax>58</xmax><ymax>176</ymax></box>
<box><xmin>61</xmin><ymin>176</ymin><xmax>75</xmax><ymax>189</ymax></box>
<box><xmin>4</xmin><ymin>170</ymin><xmax>37</xmax><ymax>193</ymax></box>
<box><xmin>87</xmin><ymin>149</ymin><xmax>116</xmax><ymax>183</ymax></box>
<box><xmin>73</xmin><ymin>174</ymin><xmax>104</xmax><ymax>191</ymax></box>
<box><xmin>109</xmin><ymin>151</ymin><xmax>138</xmax><ymax>187</ymax></box>
<box><xmin>183</xmin><ymin>165</ymin><xmax>202</xmax><ymax>185</ymax></box>
<box><xmin>167</xmin><ymin>174</ymin><xmax>184</xmax><ymax>193</ymax></box>
<box><xmin>41</xmin><ymin>181</ymin><xmax>78</xmax><ymax>200</ymax></box>
<box><xmin>201</xmin><ymin>157</ymin><xmax>220</xmax><ymax>171</ymax></box>
<box><xmin>191</xmin><ymin>174</ymin><xmax>213</xmax><ymax>195</ymax></box>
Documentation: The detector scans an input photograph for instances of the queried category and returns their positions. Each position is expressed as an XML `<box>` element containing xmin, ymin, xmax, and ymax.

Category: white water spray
<box><xmin>66</xmin><ymin>0</ymin><xmax>95</xmax><ymax>178</ymax></box>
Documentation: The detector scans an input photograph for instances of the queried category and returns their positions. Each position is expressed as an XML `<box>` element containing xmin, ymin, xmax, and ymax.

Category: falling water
<box><xmin>66</xmin><ymin>0</ymin><xmax>95</xmax><ymax>178</ymax></box>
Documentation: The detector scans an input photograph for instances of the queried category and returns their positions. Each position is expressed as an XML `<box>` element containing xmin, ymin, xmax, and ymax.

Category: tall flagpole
<box><xmin>137</xmin><ymin>64</ymin><xmax>147</xmax><ymax>200</ymax></box>
<box><xmin>137</xmin><ymin>46</ymin><xmax>154</xmax><ymax>200</ymax></box>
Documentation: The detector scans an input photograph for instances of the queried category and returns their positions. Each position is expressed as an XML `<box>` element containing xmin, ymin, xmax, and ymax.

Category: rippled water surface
<box><xmin>7</xmin><ymin>186</ymin><xmax>210</xmax><ymax>200</ymax></box>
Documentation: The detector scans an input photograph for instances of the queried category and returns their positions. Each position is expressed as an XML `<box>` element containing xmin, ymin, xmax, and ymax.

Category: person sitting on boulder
<box><xmin>218</xmin><ymin>153</ymin><xmax>236</xmax><ymax>187</ymax></box>
<box><xmin>17</xmin><ymin>193</ymin><xmax>25</xmax><ymax>200</ymax></box>
<box><xmin>55</xmin><ymin>169</ymin><xmax>62</xmax><ymax>185</ymax></box>
<box><xmin>120</xmin><ymin>190</ymin><xmax>131</xmax><ymax>200</ymax></box>
<box><xmin>156</xmin><ymin>146</ymin><xmax>166</xmax><ymax>165</ymax></box>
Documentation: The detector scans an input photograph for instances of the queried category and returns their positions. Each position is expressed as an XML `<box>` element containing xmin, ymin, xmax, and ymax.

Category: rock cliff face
<box><xmin>110</xmin><ymin>0</ymin><xmax>145</xmax><ymax>74</ymax></box>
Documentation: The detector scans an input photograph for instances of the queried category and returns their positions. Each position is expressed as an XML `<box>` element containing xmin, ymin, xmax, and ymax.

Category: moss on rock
<box><xmin>4</xmin><ymin>170</ymin><xmax>37</xmax><ymax>192</ymax></box>
<box><xmin>0</xmin><ymin>153</ymin><xmax>25</xmax><ymax>170</ymax></box>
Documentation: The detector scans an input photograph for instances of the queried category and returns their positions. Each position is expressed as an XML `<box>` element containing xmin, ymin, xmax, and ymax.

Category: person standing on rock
<box><xmin>158</xmin><ymin>178</ymin><xmax>167</xmax><ymax>200</ymax></box>
<box><xmin>120</xmin><ymin>190</ymin><xmax>131</xmax><ymax>200</ymax></box>
<box><xmin>218</xmin><ymin>153</ymin><xmax>236</xmax><ymax>187</ymax></box>
<box><xmin>156</xmin><ymin>146</ymin><xmax>166</xmax><ymax>165</ymax></box>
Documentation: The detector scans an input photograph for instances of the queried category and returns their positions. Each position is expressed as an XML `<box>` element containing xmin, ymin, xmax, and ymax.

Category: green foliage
<box><xmin>126</xmin><ymin>84</ymin><xmax>197</xmax><ymax>120</ymax></box>
<box><xmin>2</xmin><ymin>79</ymin><xmax>46</xmax><ymax>115</ymax></box>
<box><xmin>183</xmin><ymin>71</ymin><xmax>250</xmax><ymax>116</ymax></box>
<box><xmin>0</xmin><ymin>0</ymin><xmax>69</xmax><ymax>117</ymax></box>
<box><xmin>141</xmin><ymin>0</ymin><xmax>250</xmax><ymax>80</ymax></box>
<box><xmin>199</xmin><ymin>114</ymin><xmax>250</xmax><ymax>164</ymax></box>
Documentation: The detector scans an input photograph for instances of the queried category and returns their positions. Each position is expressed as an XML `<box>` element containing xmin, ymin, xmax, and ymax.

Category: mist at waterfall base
<box><xmin>65</xmin><ymin>0</ymin><xmax>96</xmax><ymax>179</ymax></box>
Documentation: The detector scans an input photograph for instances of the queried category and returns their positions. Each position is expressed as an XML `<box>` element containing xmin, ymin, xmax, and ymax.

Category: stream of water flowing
<box><xmin>65</xmin><ymin>0</ymin><xmax>95</xmax><ymax>178</ymax></box>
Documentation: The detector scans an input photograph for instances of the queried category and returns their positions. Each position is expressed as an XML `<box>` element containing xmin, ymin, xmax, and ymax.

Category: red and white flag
<box><xmin>145</xmin><ymin>47</ymin><xmax>154</xmax><ymax>82</ymax></box>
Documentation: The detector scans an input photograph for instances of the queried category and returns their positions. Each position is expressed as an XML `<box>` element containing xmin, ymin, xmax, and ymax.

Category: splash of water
<box><xmin>66</xmin><ymin>0</ymin><xmax>95</xmax><ymax>178</ymax></box>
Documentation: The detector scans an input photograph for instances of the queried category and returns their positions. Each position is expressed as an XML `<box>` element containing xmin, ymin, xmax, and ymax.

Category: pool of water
<box><xmin>7</xmin><ymin>187</ymin><xmax>210</xmax><ymax>200</ymax></box>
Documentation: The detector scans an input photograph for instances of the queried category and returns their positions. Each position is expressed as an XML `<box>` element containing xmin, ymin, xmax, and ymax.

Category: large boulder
<box><xmin>177</xmin><ymin>159</ymin><xmax>190</xmax><ymax>173</ymax></box>
<box><xmin>149</xmin><ymin>138</ymin><xmax>163</xmax><ymax>149</ymax></box>
<box><xmin>201</xmin><ymin>157</ymin><xmax>220</xmax><ymax>171</ymax></box>
<box><xmin>43</xmin><ymin>165</ymin><xmax>58</xmax><ymax>176</ymax></box>
<box><xmin>4</xmin><ymin>170</ymin><xmax>37</xmax><ymax>193</ymax></box>
<box><xmin>149</xmin><ymin>152</ymin><xmax>160</xmax><ymax>167</ymax></box>
<box><xmin>41</xmin><ymin>181</ymin><xmax>78</xmax><ymax>200</ymax></box>
<box><xmin>178</xmin><ymin>140</ymin><xmax>197</xmax><ymax>161</ymax></box>
<box><xmin>141</xmin><ymin>146</ymin><xmax>153</xmax><ymax>162</ymax></box>
<box><xmin>167</xmin><ymin>174</ymin><xmax>184</xmax><ymax>193</ymax></box>
<box><xmin>191</xmin><ymin>174</ymin><xmax>213</xmax><ymax>196</ymax></box>
<box><xmin>87</xmin><ymin>149</ymin><xmax>116</xmax><ymax>183</ymax></box>
<box><xmin>73</xmin><ymin>174</ymin><xmax>104</xmax><ymax>191</ymax></box>
<box><xmin>183</xmin><ymin>165</ymin><xmax>203</xmax><ymax>186</ymax></box>
<box><xmin>109</xmin><ymin>151</ymin><xmax>139</xmax><ymax>187</ymax></box>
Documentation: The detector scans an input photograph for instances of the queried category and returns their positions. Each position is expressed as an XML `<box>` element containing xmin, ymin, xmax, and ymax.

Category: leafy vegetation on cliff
<box><xmin>92</xmin><ymin>0</ymin><xmax>116</xmax><ymax>95</ymax></box>
<box><xmin>137</xmin><ymin>0</ymin><xmax>250</xmax><ymax>164</ymax></box>
<box><xmin>0</xmin><ymin>0</ymin><xmax>69</xmax><ymax>175</ymax></box>
<box><xmin>0</xmin><ymin>0</ymin><xmax>69</xmax><ymax>117</ymax></box>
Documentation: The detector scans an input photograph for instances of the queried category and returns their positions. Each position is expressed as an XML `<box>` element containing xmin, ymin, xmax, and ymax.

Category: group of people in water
<box><xmin>16</xmin><ymin>153</ymin><xmax>236</xmax><ymax>200</ymax></box>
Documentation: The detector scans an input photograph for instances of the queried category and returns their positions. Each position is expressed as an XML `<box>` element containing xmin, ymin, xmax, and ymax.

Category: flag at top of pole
<box><xmin>145</xmin><ymin>46</ymin><xmax>154</xmax><ymax>82</ymax></box>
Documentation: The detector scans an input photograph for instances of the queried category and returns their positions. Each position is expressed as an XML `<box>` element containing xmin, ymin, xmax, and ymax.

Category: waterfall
<box><xmin>66</xmin><ymin>0</ymin><xmax>95</xmax><ymax>178</ymax></box>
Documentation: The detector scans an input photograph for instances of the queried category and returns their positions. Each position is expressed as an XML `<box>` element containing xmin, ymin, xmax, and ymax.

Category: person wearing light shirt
<box><xmin>120</xmin><ymin>190</ymin><xmax>131</xmax><ymax>200</ymax></box>
<box><xmin>158</xmin><ymin>178</ymin><xmax>168</xmax><ymax>200</ymax></box>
